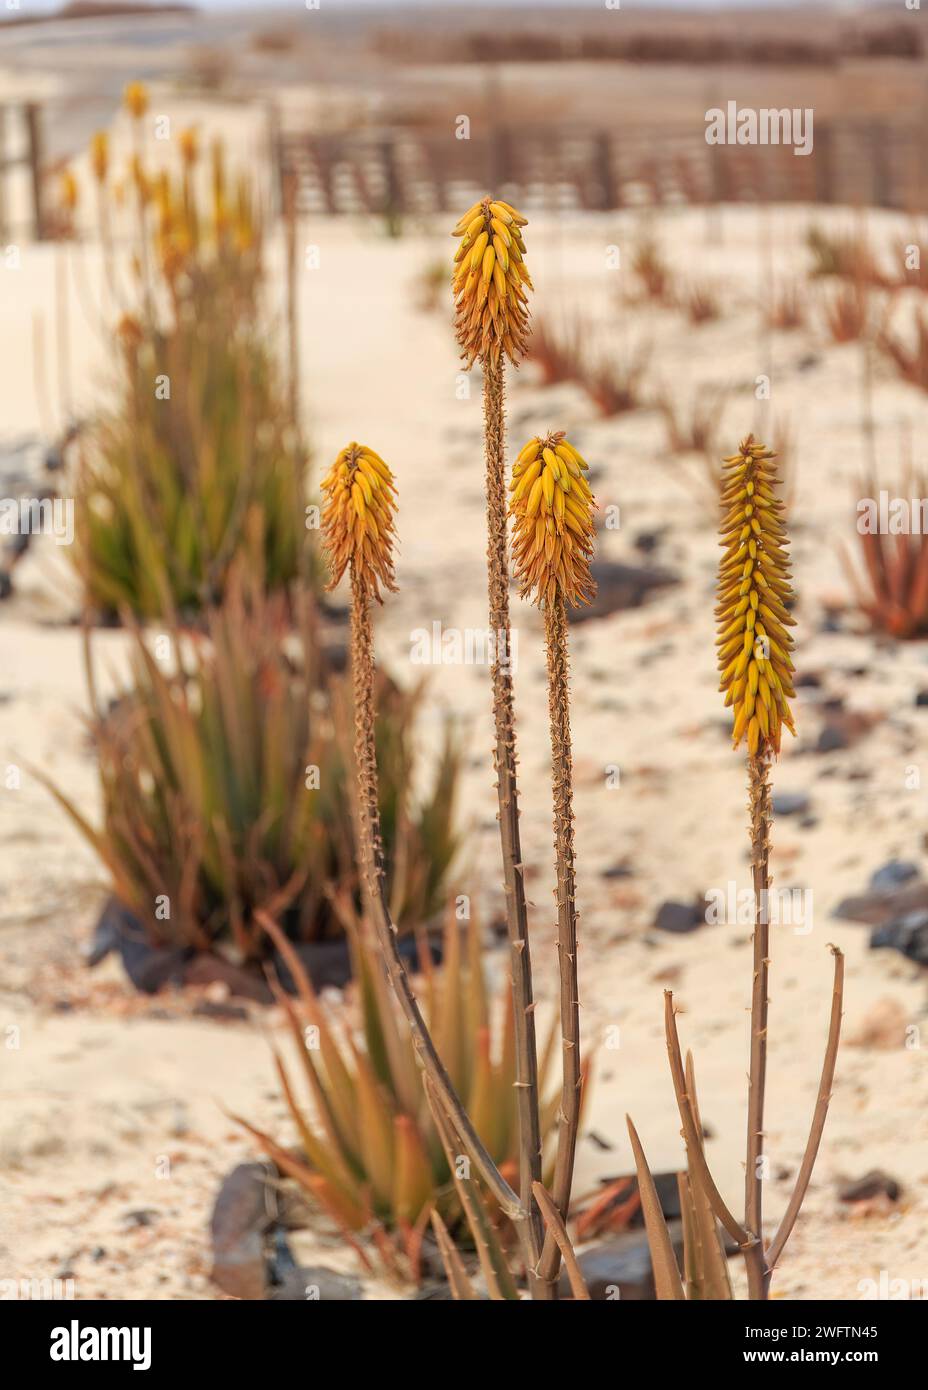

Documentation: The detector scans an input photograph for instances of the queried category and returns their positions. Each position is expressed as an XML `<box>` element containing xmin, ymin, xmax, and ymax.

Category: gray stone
<box><xmin>654</xmin><ymin>900</ymin><xmax>704</xmax><ymax>934</ymax></box>
<box><xmin>868</xmin><ymin>860</ymin><xmax>920</xmax><ymax>894</ymax></box>
<box><xmin>870</xmin><ymin>911</ymin><xmax>928</xmax><ymax>967</ymax></box>
<box><xmin>209</xmin><ymin>1162</ymin><xmax>275</xmax><ymax>1301</ymax></box>
<box><xmin>838</xmin><ymin>1170</ymin><xmax>901</xmax><ymax>1203</ymax></box>
<box><xmin>565</xmin><ymin>1224</ymin><xmax>685</xmax><ymax>1301</ymax></box>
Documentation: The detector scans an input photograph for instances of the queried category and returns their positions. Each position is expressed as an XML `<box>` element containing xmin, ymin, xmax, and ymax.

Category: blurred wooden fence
<box><xmin>0</xmin><ymin>103</ymin><xmax>47</xmax><ymax>241</ymax></box>
<box><xmin>276</xmin><ymin>119</ymin><xmax>928</xmax><ymax>217</ymax></box>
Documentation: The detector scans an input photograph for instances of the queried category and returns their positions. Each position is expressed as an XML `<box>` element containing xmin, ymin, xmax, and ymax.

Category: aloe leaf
<box><xmin>626</xmin><ymin>1116</ymin><xmax>685</xmax><ymax>1301</ymax></box>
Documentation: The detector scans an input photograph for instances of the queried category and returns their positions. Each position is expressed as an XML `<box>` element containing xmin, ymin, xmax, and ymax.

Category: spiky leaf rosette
<box><xmin>321</xmin><ymin>442</ymin><xmax>398</xmax><ymax>602</ymax></box>
<box><xmin>716</xmin><ymin>436</ymin><xmax>797</xmax><ymax>757</ymax></box>
<box><xmin>509</xmin><ymin>433</ymin><xmax>596</xmax><ymax>608</ymax></box>
<box><xmin>452</xmin><ymin>197</ymin><xmax>533</xmax><ymax>370</ymax></box>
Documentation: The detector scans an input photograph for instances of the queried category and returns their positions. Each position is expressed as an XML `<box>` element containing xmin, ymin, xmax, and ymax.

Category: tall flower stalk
<box><xmin>319</xmin><ymin>442</ymin><xmax>534</xmax><ymax>1266</ymax></box>
<box><xmin>452</xmin><ymin>196</ymin><xmax>547</xmax><ymax>1284</ymax></box>
<box><xmin>509</xmin><ymin>431</ymin><xmax>596</xmax><ymax>1289</ymax></box>
<box><xmin>629</xmin><ymin>436</ymin><xmax>844</xmax><ymax>1301</ymax></box>
<box><xmin>716</xmin><ymin>435</ymin><xmax>797</xmax><ymax>1299</ymax></box>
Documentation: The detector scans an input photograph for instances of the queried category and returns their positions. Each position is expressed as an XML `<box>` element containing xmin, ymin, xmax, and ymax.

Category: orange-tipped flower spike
<box><xmin>716</xmin><ymin>435</ymin><xmax>797</xmax><ymax>758</ymax></box>
<box><xmin>59</xmin><ymin>169</ymin><xmax>78</xmax><ymax>214</ymax></box>
<box><xmin>320</xmin><ymin>443</ymin><xmax>398</xmax><ymax>603</ymax></box>
<box><xmin>90</xmin><ymin>131</ymin><xmax>109</xmax><ymax>185</ymax></box>
<box><xmin>509</xmin><ymin>432</ymin><xmax>596</xmax><ymax>609</ymax></box>
<box><xmin>452</xmin><ymin>196</ymin><xmax>532</xmax><ymax>370</ymax></box>
<box><xmin>123</xmin><ymin>81</ymin><xmax>149</xmax><ymax>121</ymax></box>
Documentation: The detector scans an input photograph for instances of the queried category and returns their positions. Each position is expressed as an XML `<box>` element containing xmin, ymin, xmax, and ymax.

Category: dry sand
<box><xmin>1</xmin><ymin>194</ymin><xmax>927</xmax><ymax>1299</ymax></box>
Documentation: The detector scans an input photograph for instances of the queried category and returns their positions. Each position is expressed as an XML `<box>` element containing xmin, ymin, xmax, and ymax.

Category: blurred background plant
<box><xmin>66</xmin><ymin>101</ymin><xmax>307</xmax><ymax>623</ymax></box>
<box><xmin>878</xmin><ymin>305</ymin><xmax>928</xmax><ymax>393</ymax></box>
<box><xmin>843</xmin><ymin>463</ymin><xmax>928</xmax><ymax>639</ymax></box>
<box><xmin>46</xmin><ymin>574</ymin><xmax>461</xmax><ymax>961</ymax></box>
<box><xmin>239</xmin><ymin>910</ymin><xmax>571</xmax><ymax>1281</ymax></box>
<box><xmin>806</xmin><ymin>222</ymin><xmax>890</xmax><ymax>288</ymax></box>
<box><xmin>765</xmin><ymin>278</ymin><xmax>806</xmax><ymax>331</ymax></box>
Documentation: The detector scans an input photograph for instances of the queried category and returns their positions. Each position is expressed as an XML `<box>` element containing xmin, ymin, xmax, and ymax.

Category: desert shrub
<box><xmin>680</xmin><ymin>278</ymin><xmax>721</xmax><ymax>325</ymax></box>
<box><xmin>527</xmin><ymin>314</ymin><xmax>585</xmax><ymax>385</ymax></box>
<box><xmin>878</xmin><ymin>305</ymin><xmax>928</xmax><ymax>392</ymax></box>
<box><xmin>71</xmin><ymin>127</ymin><xmax>306</xmax><ymax>621</ymax></box>
<box><xmin>765</xmin><ymin>278</ymin><xmax>806</xmax><ymax>331</ymax></box>
<box><xmin>49</xmin><ymin>579</ymin><xmax>460</xmax><ymax>958</ymax></box>
<box><xmin>843</xmin><ymin>468</ymin><xmax>928</xmax><ymax>637</ymax></box>
<box><xmin>806</xmin><ymin>223</ymin><xmax>890</xmax><ymax>287</ymax></box>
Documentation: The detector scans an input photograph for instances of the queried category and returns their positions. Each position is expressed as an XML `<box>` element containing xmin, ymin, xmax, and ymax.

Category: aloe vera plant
<box><xmin>238</xmin><ymin>908</ymin><xmax>564</xmax><ymax>1281</ymax></box>
<box><xmin>47</xmin><ymin>577</ymin><xmax>460</xmax><ymax>959</ymax></box>
<box><xmin>629</xmin><ymin>438</ymin><xmax>844</xmax><ymax>1300</ymax></box>
<box><xmin>71</xmin><ymin>116</ymin><xmax>306</xmax><ymax>622</ymax></box>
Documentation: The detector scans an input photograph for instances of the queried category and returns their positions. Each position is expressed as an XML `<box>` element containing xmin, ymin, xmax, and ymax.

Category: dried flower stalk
<box><xmin>321</xmin><ymin>445</ymin><xmax>533</xmax><ymax>1271</ymax></box>
<box><xmin>510</xmin><ymin>431</ymin><xmax>596</xmax><ymax>1291</ymax></box>
<box><xmin>651</xmin><ymin>434</ymin><xmax>844</xmax><ymax>1299</ymax></box>
<box><xmin>453</xmin><ymin>198</ymin><xmax>547</xmax><ymax>1291</ymax></box>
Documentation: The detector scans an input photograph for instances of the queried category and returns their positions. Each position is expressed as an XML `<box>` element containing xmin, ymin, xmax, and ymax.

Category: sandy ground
<box><xmin>1</xmin><ymin>190</ymin><xmax>928</xmax><ymax>1299</ymax></box>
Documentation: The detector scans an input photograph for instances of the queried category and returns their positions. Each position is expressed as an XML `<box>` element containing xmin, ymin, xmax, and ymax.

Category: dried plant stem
<box><xmin>532</xmin><ymin>1181</ymin><xmax>590</xmax><ymax>1300</ymax></box>
<box><xmin>347</xmin><ymin>567</ymin><xmax>524</xmax><ymax>1230</ymax></box>
<box><xmin>482</xmin><ymin>356</ymin><xmax>546</xmax><ymax>1285</ymax></box>
<box><xmin>766</xmin><ymin>946</ymin><xmax>845</xmax><ymax>1271</ymax></box>
<box><xmin>537</xmin><ymin>592</ymin><xmax>582</xmax><ymax>1289</ymax></box>
<box><xmin>430</xmin><ymin>1210</ymin><xmax>477</xmax><ymax>1300</ymax></box>
<box><xmin>664</xmin><ymin>992</ymin><xmax>750</xmax><ymax>1247</ymax></box>
<box><xmin>745</xmin><ymin>752</ymin><xmax>772</xmax><ymax>1300</ymax></box>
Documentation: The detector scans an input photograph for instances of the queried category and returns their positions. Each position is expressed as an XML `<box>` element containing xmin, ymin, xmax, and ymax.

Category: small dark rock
<box><xmin>210</xmin><ymin>1162</ymin><xmax>275</xmax><ymax>1301</ymax></box>
<box><xmin>916</xmin><ymin>690</ymin><xmax>928</xmax><ymax>708</ymax></box>
<box><xmin>633</xmin><ymin>529</ymin><xmax>665</xmax><ymax>556</ymax></box>
<box><xmin>870</xmin><ymin>911</ymin><xmax>928</xmax><ymax>967</ymax></box>
<box><xmin>183</xmin><ymin>954</ymin><xmax>270</xmax><ymax>1003</ymax></box>
<box><xmin>192</xmin><ymin>999</ymin><xmax>250</xmax><ymax>1022</ymax></box>
<box><xmin>772</xmin><ymin>791</ymin><xmax>810</xmax><ymax>817</ymax></box>
<box><xmin>869</xmin><ymin>860</ymin><xmax>920</xmax><ymax>895</ymax></box>
<box><xmin>588</xmin><ymin>1171</ymin><xmax>681</xmax><ymax>1229</ymax></box>
<box><xmin>816</xmin><ymin>723</ymin><xmax>849</xmax><ymax>753</ymax></box>
<box><xmin>569</xmin><ymin>559</ymin><xmax>678</xmax><ymax>625</ymax></box>
<box><xmin>85</xmin><ymin>898</ymin><xmax>189</xmax><ymax>993</ymax></box>
<box><xmin>586</xmin><ymin>1130</ymin><xmax>615</xmax><ymax>1152</ymax></box>
<box><xmin>838</xmin><ymin>1170</ymin><xmax>901</xmax><ymax>1203</ymax></box>
<box><xmin>833</xmin><ymin>880</ymin><xmax>928</xmax><ymax>926</ymax></box>
<box><xmin>122</xmin><ymin>1209</ymin><xmax>160</xmax><ymax>1228</ymax></box>
<box><xmin>566</xmin><ymin>1224</ymin><xmax>685</xmax><ymax>1300</ymax></box>
<box><xmin>654</xmin><ymin>900</ymin><xmax>704</xmax><ymax>934</ymax></box>
<box><xmin>601</xmin><ymin>862</ymin><xmax>634</xmax><ymax>880</ymax></box>
<box><xmin>796</xmin><ymin>671</ymin><xmax>824</xmax><ymax>689</ymax></box>
<box><xmin>273</xmin><ymin>932</ymin><xmax>439</xmax><ymax>994</ymax></box>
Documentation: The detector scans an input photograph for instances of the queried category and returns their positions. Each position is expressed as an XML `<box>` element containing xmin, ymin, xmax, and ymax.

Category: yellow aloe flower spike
<box><xmin>716</xmin><ymin>434</ymin><xmax>797</xmax><ymax>758</ymax></box>
<box><xmin>320</xmin><ymin>443</ymin><xmax>398</xmax><ymax>603</ymax></box>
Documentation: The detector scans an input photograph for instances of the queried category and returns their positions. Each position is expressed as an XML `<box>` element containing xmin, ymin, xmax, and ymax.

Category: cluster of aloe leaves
<box><xmin>239</xmin><ymin>909</ymin><xmax>572</xmax><ymax>1284</ymax></box>
<box><xmin>48</xmin><ymin>576</ymin><xmax>461</xmax><ymax>958</ymax></box>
